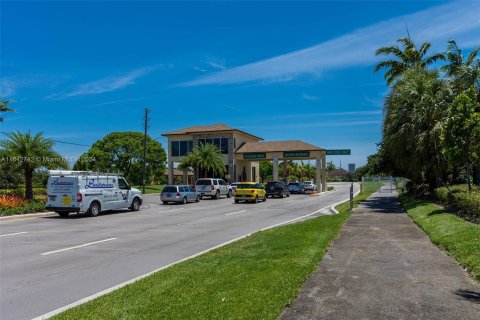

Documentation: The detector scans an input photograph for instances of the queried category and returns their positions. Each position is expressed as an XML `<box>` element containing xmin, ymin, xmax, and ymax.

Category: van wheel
<box><xmin>57</xmin><ymin>211</ymin><xmax>69</xmax><ymax>217</ymax></box>
<box><xmin>163</xmin><ymin>201</ymin><xmax>169</xmax><ymax>205</ymax></box>
<box><xmin>195</xmin><ymin>195</ymin><xmax>201</xmax><ymax>202</ymax></box>
<box><xmin>88</xmin><ymin>202</ymin><xmax>100</xmax><ymax>217</ymax></box>
<box><xmin>227</xmin><ymin>190</ymin><xmax>232</xmax><ymax>198</ymax></box>
<box><xmin>182</xmin><ymin>197</ymin><xmax>187</xmax><ymax>205</ymax></box>
<box><xmin>130</xmin><ymin>198</ymin><xmax>140</xmax><ymax>211</ymax></box>
<box><xmin>214</xmin><ymin>190</ymin><xmax>220</xmax><ymax>200</ymax></box>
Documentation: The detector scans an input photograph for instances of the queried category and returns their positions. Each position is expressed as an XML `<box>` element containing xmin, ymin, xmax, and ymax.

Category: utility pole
<box><xmin>142</xmin><ymin>108</ymin><xmax>150</xmax><ymax>194</ymax></box>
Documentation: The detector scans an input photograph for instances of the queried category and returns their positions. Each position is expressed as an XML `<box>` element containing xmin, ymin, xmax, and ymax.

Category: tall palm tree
<box><xmin>375</xmin><ymin>37</ymin><xmax>445</xmax><ymax>85</ymax></box>
<box><xmin>382</xmin><ymin>67</ymin><xmax>452</xmax><ymax>188</ymax></box>
<box><xmin>441</xmin><ymin>39</ymin><xmax>480</xmax><ymax>92</ymax></box>
<box><xmin>0</xmin><ymin>131</ymin><xmax>67</xmax><ymax>199</ymax></box>
<box><xmin>0</xmin><ymin>97</ymin><xmax>14</xmax><ymax>122</ymax></box>
<box><xmin>178</xmin><ymin>143</ymin><xmax>226</xmax><ymax>179</ymax></box>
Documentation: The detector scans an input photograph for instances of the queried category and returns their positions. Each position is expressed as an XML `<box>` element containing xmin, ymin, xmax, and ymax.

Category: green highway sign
<box><xmin>326</xmin><ymin>149</ymin><xmax>351</xmax><ymax>155</ymax></box>
<box><xmin>244</xmin><ymin>153</ymin><xmax>266</xmax><ymax>159</ymax></box>
<box><xmin>283</xmin><ymin>151</ymin><xmax>310</xmax><ymax>158</ymax></box>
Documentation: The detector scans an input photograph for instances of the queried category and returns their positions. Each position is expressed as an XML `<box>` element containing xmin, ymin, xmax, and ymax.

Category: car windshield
<box><xmin>163</xmin><ymin>186</ymin><xmax>177</xmax><ymax>192</ymax></box>
<box><xmin>238</xmin><ymin>184</ymin><xmax>264</xmax><ymax>189</ymax></box>
<box><xmin>266</xmin><ymin>182</ymin><xmax>278</xmax><ymax>186</ymax></box>
<box><xmin>289</xmin><ymin>183</ymin><xmax>298</xmax><ymax>186</ymax></box>
<box><xmin>196</xmin><ymin>180</ymin><xmax>211</xmax><ymax>185</ymax></box>
<box><xmin>237</xmin><ymin>184</ymin><xmax>256</xmax><ymax>189</ymax></box>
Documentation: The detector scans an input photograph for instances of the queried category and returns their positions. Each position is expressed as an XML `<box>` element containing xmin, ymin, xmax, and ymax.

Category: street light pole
<box><xmin>142</xmin><ymin>108</ymin><xmax>150</xmax><ymax>194</ymax></box>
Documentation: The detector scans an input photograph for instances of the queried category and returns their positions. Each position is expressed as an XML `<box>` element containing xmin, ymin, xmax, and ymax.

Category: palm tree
<box><xmin>326</xmin><ymin>161</ymin><xmax>336</xmax><ymax>178</ymax></box>
<box><xmin>382</xmin><ymin>67</ymin><xmax>452</xmax><ymax>188</ymax></box>
<box><xmin>375</xmin><ymin>37</ymin><xmax>445</xmax><ymax>85</ymax></box>
<box><xmin>441</xmin><ymin>39</ymin><xmax>480</xmax><ymax>92</ymax></box>
<box><xmin>0</xmin><ymin>97</ymin><xmax>14</xmax><ymax>122</ymax></box>
<box><xmin>178</xmin><ymin>143</ymin><xmax>226</xmax><ymax>179</ymax></box>
<box><xmin>0</xmin><ymin>131</ymin><xmax>67</xmax><ymax>199</ymax></box>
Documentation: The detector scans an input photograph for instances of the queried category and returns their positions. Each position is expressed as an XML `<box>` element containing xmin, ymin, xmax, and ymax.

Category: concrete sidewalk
<box><xmin>279</xmin><ymin>188</ymin><xmax>480</xmax><ymax>320</ymax></box>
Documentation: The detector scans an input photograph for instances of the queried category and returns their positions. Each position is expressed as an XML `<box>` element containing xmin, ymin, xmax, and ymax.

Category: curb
<box><xmin>0</xmin><ymin>211</ymin><xmax>56</xmax><ymax>222</ymax></box>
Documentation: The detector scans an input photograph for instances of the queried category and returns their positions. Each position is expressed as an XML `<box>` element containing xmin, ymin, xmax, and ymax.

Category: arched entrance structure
<box><xmin>162</xmin><ymin>124</ymin><xmax>327</xmax><ymax>192</ymax></box>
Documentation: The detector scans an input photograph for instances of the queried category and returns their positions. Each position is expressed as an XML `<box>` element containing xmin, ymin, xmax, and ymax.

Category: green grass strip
<box><xmin>400</xmin><ymin>195</ymin><xmax>480</xmax><ymax>281</ymax></box>
<box><xmin>53</xmin><ymin>192</ymin><xmax>372</xmax><ymax>320</ymax></box>
<box><xmin>132</xmin><ymin>184</ymin><xmax>165</xmax><ymax>194</ymax></box>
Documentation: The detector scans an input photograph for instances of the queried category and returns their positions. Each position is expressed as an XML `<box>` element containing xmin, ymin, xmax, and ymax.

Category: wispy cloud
<box><xmin>237</xmin><ymin>110</ymin><xmax>382</xmax><ymax>123</ymax></box>
<box><xmin>239</xmin><ymin>119</ymin><xmax>382</xmax><ymax>131</ymax></box>
<box><xmin>302</xmin><ymin>93</ymin><xmax>320</xmax><ymax>101</ymax></box>
<box><xmin>48</xmin><ymin>66</ymin><xmax>156</xmax><ymax>99</ymax></box>
<box><xmin>0</xmin><ymin>78</ymin><xmax>16</xmax><ymax>97</ymax></box>
<box><xmin>180</xmin><ymin>1</ymin><xmax>480</xmax><ymax>86</ymax></box>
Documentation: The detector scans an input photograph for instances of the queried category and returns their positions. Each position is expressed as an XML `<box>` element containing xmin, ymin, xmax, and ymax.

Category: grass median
<box><xmin>400</xmin><ymin>195</ymin><xmax>480</xmax><ymax>281</ymax></box>
<box><xmin>53</xmin><ymin>191</ymin><xmax>371</xmax><ymax>320</ymax></box>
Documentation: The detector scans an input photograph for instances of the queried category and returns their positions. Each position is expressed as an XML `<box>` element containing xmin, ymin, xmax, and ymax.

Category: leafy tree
<box><xmin>0</xmin><ymin>97</ymin><xmax>14</xmax><ymax>122</ymax></box>
<box><xmin>259</xmin><ymin>161</ymin><xmax>272</xmax><ymax>182</ymax></box>
<box><xmin>441</xmin><ymin>40</ymin><xmax>480</xmax><ymax>92</ymax></box>
<box><xmin>444</xmin><ymin>88</ymin><xmax>480</xmax><ymax>192</ymax></box>
<box><xmin>0</xmin><ymin>131</ymin><xmax>67</xmax><ymax>199</ymax></box>
<box><xmin>178</xmin><ymin>143</ymin><xmax>225</xmax><ymax>179</ymax></box>
<box><xmin>74</xmin><ymin>132</ymin><xmax>166</xmax><ymax>185</ymax></box>
<box><xmin>375</xmin><ymin>37</ymin><xmax>444</xmax><ymax>85</ymax></box>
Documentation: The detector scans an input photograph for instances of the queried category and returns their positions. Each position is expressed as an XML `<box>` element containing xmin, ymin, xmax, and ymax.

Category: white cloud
<box><xmin>48</xmin><ymin>66</ymin><xmax>156</xmax><ymax>99</ymax></box>
<box><xmin>0</xmin><ymin>78</ymin><xmax>16</xmax><ymax>97</ymax></box>
<box><xmin>302</xmin><ymin>93</ymin><xmax>320</xmax><ymax>101</ymax></box>
<box><xmin>180</xmin><ymin>1</ymin><xmax>480</xmax><ymax>86</ymax></box>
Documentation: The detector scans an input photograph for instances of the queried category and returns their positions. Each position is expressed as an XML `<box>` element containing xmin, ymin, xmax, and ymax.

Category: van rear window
<box><xmin>163</xmin><ymin>186</ymin><xmax>177</xmax><ymax>193</ymax></box>
<box><xmin>196</xmin><ymin>180</ymin><xmax>212</xmax><ymax>185</ymax></box>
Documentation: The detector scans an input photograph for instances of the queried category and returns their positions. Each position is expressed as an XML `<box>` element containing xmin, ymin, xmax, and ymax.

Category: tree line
<box><xmin>359</xmin><ymin>37</ymin><xmax>480</xmax><ymax>192</ymax></box>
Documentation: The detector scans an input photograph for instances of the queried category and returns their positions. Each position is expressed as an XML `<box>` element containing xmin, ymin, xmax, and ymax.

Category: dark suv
<box><xmin>265</xmin><ymin>181</ymin><xmax>290</xmax><ymax>198</ymax></box>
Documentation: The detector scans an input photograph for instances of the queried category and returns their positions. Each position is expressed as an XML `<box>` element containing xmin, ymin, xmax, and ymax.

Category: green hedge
<box><xmin>0</xmin><ymin>187</ymin><xmax>47</xmax><ymax>196</ymax></box>
<box><xmin>0</xmin><ymin>201</ymin><xmax>46</xmax><ymax>216</ymax></box>
<box><xmin>433</xmin><ymin>184</ymin><xmax>480</xmax><ymax>223</ymax></box>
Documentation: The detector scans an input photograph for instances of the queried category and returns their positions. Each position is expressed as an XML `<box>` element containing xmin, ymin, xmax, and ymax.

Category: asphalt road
<box><xmin>0</xmin><ymin>182</ymin><xmax>358</xmax><ymax>320</ymax></box>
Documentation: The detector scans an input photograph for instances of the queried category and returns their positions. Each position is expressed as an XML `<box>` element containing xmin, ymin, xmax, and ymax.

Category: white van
<box><xmin>45</xmin><ymin>170</ymin><xmax>143</xmax><ymax>217</ymax></box>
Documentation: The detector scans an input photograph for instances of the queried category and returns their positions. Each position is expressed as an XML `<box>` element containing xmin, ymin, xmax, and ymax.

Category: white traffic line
<box><xmin>225</xmin><ymin>210</ymin><xmax>247</xmax><ymax>216</ymax></box>
<box><xmin>41</xmin><ymin>238</ymin><xmax>117</xmax><ymax>256</ymax></box>
<box><xmin>32</xmin><ymin>191</ymin><xmax>358</xmax><ymax>320</ymax></box>
<box><xmin>0</xmin><ymin>231</ymin><xmax>28</xmax><ymax>238</ymax></box>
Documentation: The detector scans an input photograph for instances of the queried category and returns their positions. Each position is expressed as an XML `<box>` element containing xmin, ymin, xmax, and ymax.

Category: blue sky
<box><xmin>1</xmin><ymin>1</ymin><xmax>479</xmax><ymax>168</ymax></box>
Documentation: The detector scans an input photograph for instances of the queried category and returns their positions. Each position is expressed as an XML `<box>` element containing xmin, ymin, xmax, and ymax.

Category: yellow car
<box><xmin>234</xmin><ymin>182</ymin><xmax>267</xmax><ymax>203</ymax></box>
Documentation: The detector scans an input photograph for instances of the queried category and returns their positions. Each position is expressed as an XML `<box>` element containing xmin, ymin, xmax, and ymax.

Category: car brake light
<box><xmin>251</xmin><ymin>190</ymin><xmax>255</xmax><ymax>193</ymax></box>
<box><xmin>211</xmin><ymin>185</ymin><xmax>215</xmax><ymax>190</ymax></box>
<box><xmin>176</xmin><ymin>192</ymin><xmax>180</xmax><ymax>196</ymax></box>
<box><xmin>76</xmin><ymin>193</ymin><xmax>82</xmax><ymax>202</ymax></box>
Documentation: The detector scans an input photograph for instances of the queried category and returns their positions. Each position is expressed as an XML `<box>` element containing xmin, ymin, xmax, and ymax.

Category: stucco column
<box><xmin>316</xmin><ymin>157</ymin><xmax>321</xmax><ymax>192</ymax></box>
<box><xmin>168</xmin><ymin>161</ymin><xmax>174</xmax><ymax>185</ymax></box>
<box><xmin>322</xmin><ymin>153</ymin><xmax>327</xmax><ymax>192</ymax></box>
<box><xmin>273</xmin><ymin>156</ymin><xmax>279</xmax><ymax>181</ymax></box>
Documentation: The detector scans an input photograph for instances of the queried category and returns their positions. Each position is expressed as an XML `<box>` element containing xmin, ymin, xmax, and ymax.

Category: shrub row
<box><xmin>0</xmin><ymin>187</ymin><xmax>47</xmax><ymax>196</ymax></box>
<box><xmin>433</xmin><ymin>184</ymin><xmax>480</xmax><ymax>223</ymax></box>
<box><xmin>0</xmin><ymin>200</ymin><xmax>46</xmax><ymax>216</ymax></box>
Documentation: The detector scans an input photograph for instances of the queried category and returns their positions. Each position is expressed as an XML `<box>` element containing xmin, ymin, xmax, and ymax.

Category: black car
<box><xmin>265</xmin><ymin>181</ymin><xmax>290</xmax><ymax>198</ymax></box>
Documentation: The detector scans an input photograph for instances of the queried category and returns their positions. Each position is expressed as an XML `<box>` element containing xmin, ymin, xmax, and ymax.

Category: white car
<box><xmin>230</xmin><ymin>182</ymin><xmax>241</xmax><ymax>194</ymax></box>
<box><xmin>194</xmin><ymin>178</ymin><xmax>232</xmax><ymax>199</ymax></box>
<box><xmin>45</xmin><ymin>170</ymin><xmax>142</xmax><ymax>217</ymax></box>
<box><xmin>303</xmin><ymin>181</ymin><xmax>317</xmax><ymax>191</ymax></box>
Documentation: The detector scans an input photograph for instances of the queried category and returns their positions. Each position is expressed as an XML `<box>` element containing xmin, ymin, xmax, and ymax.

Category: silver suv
<box><xmin>195</xmin><ymin>178</ymin><xmax>232</xmax><ymax>199</ymax></box>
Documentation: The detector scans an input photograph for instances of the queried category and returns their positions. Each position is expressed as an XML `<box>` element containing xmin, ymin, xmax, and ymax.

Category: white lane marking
<box><xmin>32</xmin><ymin>190</ymin><xmax>359</xmax><ymax>320</ymax></box>
<box><xmin>225</xmin><ymin>210</ymin><xmax>247</xmax><ymax>216</ymax></box>
<box><xmin>0</xmin><ymin>231</ymin><xmax>27</xmax><ymax>238</ymax></box>
<box><xmin>41</xmin><ymin>238</ymin><xmax>117</xmax><ymax>256</ymax></box>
